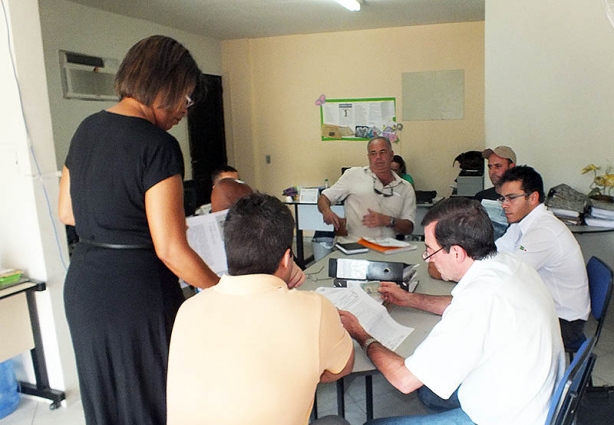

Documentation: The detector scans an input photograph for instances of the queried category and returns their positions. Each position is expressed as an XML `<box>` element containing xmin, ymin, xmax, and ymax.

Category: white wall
<box><xmin>485</xmin><ymin>0</ymin><xmax>614</xmax><ymax>263</ymax></box>
<box><xmin>39</xmin><ymin>0</ymin><xmax>223</xmax><ymax>178</ymax></box>
<box><xmin>222</xmin><ymin>23</ymin><xmax>485</xmax><ymax>198</ymax></box>
<box><xmin>1</xmin><ymin>0</ymin><xmax>75</xmax><ymax>397</ymax></box>
<box><xmin>485</xmin><ymin>0</ymin><xmax>614</xmax><ymax>193</ymax></box>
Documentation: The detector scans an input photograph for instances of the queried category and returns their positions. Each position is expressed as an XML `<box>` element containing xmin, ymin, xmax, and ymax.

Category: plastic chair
<box><xmin>546</xmin><ymin>337</ymin><xmax>597</xmax><ymax>425</ymax></box>
<box><xmin>566</xmin><ymin>257</ymin><xmax>614</xmax><ymax>359</ymax></box>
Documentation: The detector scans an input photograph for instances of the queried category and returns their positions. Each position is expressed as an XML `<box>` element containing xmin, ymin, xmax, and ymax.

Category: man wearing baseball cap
<box><xmin>474</xmin><ymin>146</ymin><xmax>517</xmax><ymax>201</ymax></box>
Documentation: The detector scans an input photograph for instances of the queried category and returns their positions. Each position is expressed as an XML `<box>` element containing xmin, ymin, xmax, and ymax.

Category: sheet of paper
<box><xmin>363</xmin><ymin>237</ymin><xmax>413</xmax><ymax>248</ymax></box>
<box><xmin>335</xmin><ymin>258</ymin><xmax>369</xmax><ymax>279</ymax></box>
<box><xmin>481</xmin><ymin>199</ymin><xmax>508</xmax><ymax>226</ymax></box>
<box><xmin>316</xmin><ymin>286</ymin><xmax>413</xmax><ymax>351</ymax></box>
<box><xmin>186</xmin><ymin>211</ymin><xmax>228</xmax><ymax>276</ymax></box>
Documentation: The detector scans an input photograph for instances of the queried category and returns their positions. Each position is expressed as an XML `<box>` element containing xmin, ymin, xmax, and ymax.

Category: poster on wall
<box><xmin>319</xmin><ymin>97</ymin><xmax>397</xmax><ymax>141</ymax></box>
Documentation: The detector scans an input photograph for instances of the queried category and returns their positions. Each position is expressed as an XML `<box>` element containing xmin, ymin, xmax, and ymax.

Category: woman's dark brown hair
<box><xmin>115</xmin><ymin>35</ymin><xmax>202</xmax><ymax>109</ymax></box>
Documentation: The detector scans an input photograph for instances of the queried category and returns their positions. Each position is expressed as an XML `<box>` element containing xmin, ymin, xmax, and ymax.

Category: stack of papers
<box><xmin>316</xmin><ymin>286</ymin><xmax>414</xmax><ymax>351</ymax></box>
<box><xmin>481</xmin><ymin>199</ymin><xmax>508</xmax><ymax>226</ymax></box>
<box><xmin>548</xmin><ymin>208</ymin><xmax>581</xmax><ymax>218</ymax></box>
<box><xmin>585</xmin><ymin>200</ymin><xmax>614</xmax><ymax>228</ymax></box>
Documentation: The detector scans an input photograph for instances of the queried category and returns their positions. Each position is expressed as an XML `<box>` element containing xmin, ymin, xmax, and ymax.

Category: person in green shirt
<box><xmin>392</xmin><ymin>154</ymin><xmax>414</xmax><ymax>187</ymax></box>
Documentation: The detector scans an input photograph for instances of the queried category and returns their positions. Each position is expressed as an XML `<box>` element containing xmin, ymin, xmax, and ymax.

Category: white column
<box><xmin>0</xmin><ymin>0</ymin><xmax>78</xmax><ymax>400</ymax></box>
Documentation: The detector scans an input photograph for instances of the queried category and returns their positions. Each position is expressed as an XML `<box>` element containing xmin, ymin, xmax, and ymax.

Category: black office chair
<box><xmin>566</xmin><ymin>257</ymin><xmax>614</xmax><ymax>364</ymax></box>
<box><xmin>546</xmin><ymin>337</ymin><xmax>597</xmax><ymax>425</ymax></box>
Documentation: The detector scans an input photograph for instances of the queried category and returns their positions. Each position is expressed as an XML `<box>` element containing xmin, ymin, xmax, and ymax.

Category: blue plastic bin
<box><xmin>0</xmin><ymin>359</ymin><xmax>20</xmax><ymax>419</ymax></box>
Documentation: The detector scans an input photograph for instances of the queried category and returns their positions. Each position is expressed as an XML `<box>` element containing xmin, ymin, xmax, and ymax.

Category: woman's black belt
<box><xmin>79</xmin><ymin>240</ymin><xmax>154</xmax><ymax>250</ymax></box>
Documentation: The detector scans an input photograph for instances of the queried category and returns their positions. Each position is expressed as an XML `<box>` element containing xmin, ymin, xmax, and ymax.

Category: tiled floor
<box><xmin>5</xmin><ymin>304</ymin><xmax>614</xmax><ymax>425</ymax></box>
<box><xmin>3</xmin><ymin>237</ymin><xmax>614</xmax><ymax>424</ymax></box>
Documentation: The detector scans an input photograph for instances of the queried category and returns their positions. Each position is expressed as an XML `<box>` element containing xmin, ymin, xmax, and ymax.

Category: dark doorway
<box><xmin>186</xmin><ymin>74</ymin><xmax>228</xmax><ymax>213</ymax></box>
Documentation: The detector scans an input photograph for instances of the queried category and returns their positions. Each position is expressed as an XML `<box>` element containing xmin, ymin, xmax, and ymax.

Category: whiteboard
<box><xmin>402</xmin><ymin>70</ymin><xmax>465</xmax><ymax>121</ymax></box>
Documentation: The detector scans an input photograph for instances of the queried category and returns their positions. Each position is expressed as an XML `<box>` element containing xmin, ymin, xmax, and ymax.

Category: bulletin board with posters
<box><xmin>319</xmin><ymin>97</ymin><xmax>398</xmax><ymax>142</ymax></box>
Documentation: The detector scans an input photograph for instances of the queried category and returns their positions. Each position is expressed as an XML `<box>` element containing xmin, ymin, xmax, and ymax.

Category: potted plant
<box><xmin>581</xmin><ymin>164</ymin><xmax>614</xmax><ymax>202</ymax></box>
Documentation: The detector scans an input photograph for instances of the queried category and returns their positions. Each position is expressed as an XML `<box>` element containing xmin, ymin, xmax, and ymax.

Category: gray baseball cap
<box><xmin>482</xmin><ymin>146</ymin><xmax>517</xmax><ymax>164</ymax></box>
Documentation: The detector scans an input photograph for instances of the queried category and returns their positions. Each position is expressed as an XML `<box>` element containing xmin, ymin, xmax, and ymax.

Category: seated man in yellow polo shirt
<box><xmin>167</xmin><ymin>193</ymin><xmax>354</xmax><ymax>425</ymax></box>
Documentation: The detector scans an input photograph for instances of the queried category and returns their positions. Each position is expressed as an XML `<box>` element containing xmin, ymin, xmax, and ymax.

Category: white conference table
<box><xmin>300</xmin><ymin>243</ymin><xmax>455</xmax><ymax>420</ymax></box>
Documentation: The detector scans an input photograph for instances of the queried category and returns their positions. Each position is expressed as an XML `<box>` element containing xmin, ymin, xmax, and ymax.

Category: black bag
<box><xmin>415</xmin><ymin>190</ymin><xmax>437</xmax><ymax>204</ymax></box>
<box><xmin>576</xmin><ymin>386</ymin><xmax>614</xmax><ymax>425</ymax></box>
<box><xmin>453</xmin><ymin>150</ymin><xmax>483</xmax><ymax>171</ymax></box>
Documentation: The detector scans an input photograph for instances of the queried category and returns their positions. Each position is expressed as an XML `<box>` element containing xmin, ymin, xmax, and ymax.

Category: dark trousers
<box><xmin>560</xmin><ymin>318</ymin><xmax>587</xmax><ymax>348</ymax></box>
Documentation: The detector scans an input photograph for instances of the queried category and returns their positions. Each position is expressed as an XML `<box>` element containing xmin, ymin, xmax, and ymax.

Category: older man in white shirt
<box><xmin>318</xmin><ymin>136</ymin><xmax>416</xmax><ymax>240</ymax></box>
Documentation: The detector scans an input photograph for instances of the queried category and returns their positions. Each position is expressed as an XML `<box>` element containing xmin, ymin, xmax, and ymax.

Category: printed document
<box><xmin>316</xmin><ymin>286</ymin><xmax>413</xmax><ymax>351</ymax></box>
<box><xmin>186</xmin><ymin>211</ymin><xmax>228</xmax><ymax>276</ymax></box>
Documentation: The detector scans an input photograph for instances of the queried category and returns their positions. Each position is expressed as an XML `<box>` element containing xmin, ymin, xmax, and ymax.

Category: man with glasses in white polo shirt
<box><xmin>339</xmin><ymin>197</ymin><xmax>564</xmax><ymax>425</ymax></box>
<box><xmin>495</xmin><ymin>165</ymin><xmax>590</xmax><ymax>349</ymax></box>
<box><xmin>318</xmin><ymin>136</ymin><xmax>416</xmax><ymax>239</ymax></box>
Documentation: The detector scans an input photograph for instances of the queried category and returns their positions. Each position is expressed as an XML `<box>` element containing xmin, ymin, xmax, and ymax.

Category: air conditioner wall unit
<box><xmin>60</xmin><ymin>50</ymin><xmax>119</xmax><ymax>101</ymax></box>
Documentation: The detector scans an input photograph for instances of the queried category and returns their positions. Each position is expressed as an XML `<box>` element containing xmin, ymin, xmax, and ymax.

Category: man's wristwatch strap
<box><xmin>362</xmin><ymin>337</ymin><xmax>379</xmax><ymax>352</ymax></box>
<box><xmin>388</xmin><ymin>217</ymin><xmax>396</xmax><ymax>228</ymax></box>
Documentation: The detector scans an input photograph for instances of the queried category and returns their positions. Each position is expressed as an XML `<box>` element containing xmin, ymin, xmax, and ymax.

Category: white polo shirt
<box><xmin>321</xmin><ymin>166</ymin><xmax>416</xmax><ymax>239</ymax></box>
<box><xmin>496</xmin><ymin>203</ymin><xmax>590</xmax><ymax>321</ymax></box>
<box><xmin>405</xmin><ymin>252</ymin><xmax>565</xmax><ymax>425</ymax></box>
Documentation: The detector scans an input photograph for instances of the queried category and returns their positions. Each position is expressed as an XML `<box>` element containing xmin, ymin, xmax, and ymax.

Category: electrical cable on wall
<box><xmin>1</xmin><ymin>0</ymin><xmax>68</xmax><ymax>271</ymax></box>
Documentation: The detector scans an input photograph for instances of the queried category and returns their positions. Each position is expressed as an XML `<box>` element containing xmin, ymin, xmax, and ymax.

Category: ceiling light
<box><xmin>334</xmin><ymin>0</ymin><xmax>361</xmax><ymax>12</ymax></box>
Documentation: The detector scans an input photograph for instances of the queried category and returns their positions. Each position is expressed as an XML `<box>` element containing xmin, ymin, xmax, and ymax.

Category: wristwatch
<box><xmin>362</xmin><ymin>337</ymin><xmax>379</xmax><ymax>352</ymax></box>
<box><xmin>388</xmin><ymin>217</ymin><xmax>396</xmax><ymax>228</ymax></box>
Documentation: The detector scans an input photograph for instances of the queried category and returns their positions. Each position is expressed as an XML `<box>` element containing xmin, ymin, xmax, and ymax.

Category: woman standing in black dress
<box><xmin>58</xmin><ymin>35</ymin><xmax>220</xmax><ymax>424</ymax></box>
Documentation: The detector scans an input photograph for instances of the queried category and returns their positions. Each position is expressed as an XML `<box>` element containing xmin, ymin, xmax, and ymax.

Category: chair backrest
<box><xmin>587</xmin><ymin>257</ymin><xmax>614</xmax><ymax>341</ymax></box>
<box><xmin>545</xmin><ymin>337</ymin><xmax>596</xmax><ymax>425</ymax></box>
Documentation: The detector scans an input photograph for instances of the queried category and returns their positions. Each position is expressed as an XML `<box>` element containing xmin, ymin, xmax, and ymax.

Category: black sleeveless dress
<box><xmin>64</xmin><ymin>111</ymin><xmax>185</xmax><ymax>424</ymax></box>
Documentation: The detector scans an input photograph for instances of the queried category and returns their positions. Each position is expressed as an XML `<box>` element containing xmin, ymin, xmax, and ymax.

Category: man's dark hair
<box><xmin>115</xmin><ymin>35</ymin><xmax>202</xmax><ymax>109</ymax></box>
<box><xmin>422</xmin><ymin>197</ymin><xmax>496</xmax><ymax>260</ymax></box>
<box><xmin>211</xmin><ymin>165</ymin><xmax>238</xmax><ymax>184</ymax></box>
<box><xmin>224</xmin><ymin>193</ymin><xmax>294</xmax><ymax>276</ymax></box>
<box><xmin>497</xmin><ymin>165</ymin><xmax>545</xmax><ymax>203</ymax></box>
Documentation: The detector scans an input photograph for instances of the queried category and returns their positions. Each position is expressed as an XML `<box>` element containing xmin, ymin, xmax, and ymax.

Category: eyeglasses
<box><xmin>373</xmin><ymin>186</ymin><xmax>393</xmax><ymax>197</ymax></box>
<box><xmin>185</xmin><ymin>95</ymin><xmax>195</xmax><ymax>109</ymax></box>
<box><xmin>422</xmin><ymin>246</ymin><xmax>444</xmax><ymax>262</ymax></box>
<box><xmin>372</xmin><ymin>177</ymin><xmax>394</xmax><ymax>197</ymax></box>
<box><xmin>497</xmin><ymin>193</ymin><xmax>529</xmax><ymax>204</ymax></box>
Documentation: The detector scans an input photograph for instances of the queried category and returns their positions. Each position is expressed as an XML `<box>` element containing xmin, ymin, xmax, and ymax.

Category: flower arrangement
<box><xmin>282</xmin><ymin>186</ymin><xmax>299</xmax><ymax>201</ymax></box>
<box><xmin>581</xmin><ymin>164</ymin><xmax>614</xmax><ymax>198</ymax></box>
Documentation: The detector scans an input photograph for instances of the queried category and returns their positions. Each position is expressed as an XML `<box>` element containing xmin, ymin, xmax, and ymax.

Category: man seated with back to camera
<box><xmin>339</xmin><ymin>197</ymin><xmax>564</xmax><ymax>425</ymax></box>
<box><xmin>318</xmin><ymin>136</ymin><xmax>416</xmax><ymax>239</ymax></box>
<box><xmin>167</xmin><ymin>193</ymin><xmax>354</xmax><ymax>425</ymax></box>
<box><xmin>212</xmin><ymin>164</ymin><xmax>239</xmax><ymax>186</ymax></box>
<box><xmin>210</xmin><ymin>177</ymin><xmax>253</xmax><ymax>213</ymax></box>
<box><xmin>194</xmin><ymin>165</ymin><xmax>241</xmax><ymax>215</ymax></box>
<box><xmin>495</xmin><ymin>165</ymin><xmax>590</xmax><ymax>348</ymax></box>
<box><xmin>210</xmin><ymin>178</ymin><xmax>306</xmax><ymax>287</ymax></box>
